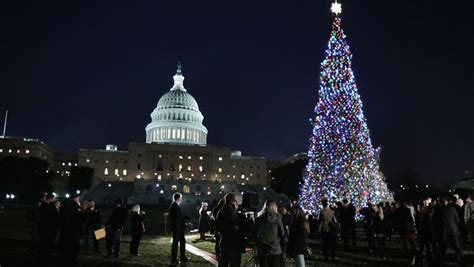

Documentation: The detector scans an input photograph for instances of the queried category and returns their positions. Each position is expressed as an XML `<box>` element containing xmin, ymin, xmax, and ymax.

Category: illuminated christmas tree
<box><xmin>299</xmin><ymin>2</ymin><xmax>392</xmax><ymax>213</ymax></box>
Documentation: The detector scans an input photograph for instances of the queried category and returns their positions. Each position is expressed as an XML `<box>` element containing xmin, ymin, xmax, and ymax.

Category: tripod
<box><xmin>243</xmin><ymin>242</ymin><xmax>258</xmax><ymax>267</ymax></box>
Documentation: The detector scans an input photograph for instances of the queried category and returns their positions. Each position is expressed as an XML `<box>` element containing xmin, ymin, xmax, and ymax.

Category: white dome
<box><xmin>156</xmin><ymin>90</ymin><xmax>200</xmax><ymax>112</ymax></box>
<box><xmin>145</xmin><ymin>62</ymin><xmax>208</xmax><ymax>145</ymax></box>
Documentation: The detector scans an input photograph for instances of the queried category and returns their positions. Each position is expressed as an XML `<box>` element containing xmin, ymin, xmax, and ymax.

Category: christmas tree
<box><xmin>299</xmin><ymin>2</ymin><xmax>392</xmax><ymax>213</ymax></box>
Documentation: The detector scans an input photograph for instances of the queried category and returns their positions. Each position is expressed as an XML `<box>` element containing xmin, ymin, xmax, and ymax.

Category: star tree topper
<box><xmin>331</xmin><ymin>0</ymin><xmax>342</xmax><ymax>15</ymax></box>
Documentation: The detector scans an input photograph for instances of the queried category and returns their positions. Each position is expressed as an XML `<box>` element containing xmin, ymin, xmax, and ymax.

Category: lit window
<box><xmin>74</xmin><ymin>163</ymin><xmax>78</xmax><ymax>166</ymax></box>
<box><xmin>105</xmin><ymin>160</ymin><xmax>109</xmax><ymax>164</ymax></box>
<box><xmin>136</xmin><ymin>175</ymin><xmax>142</xmax><ymax>179</ymax></box>
<box><xmin>25</xmin><ymin>150</ymin><xmax>30</xmax><ymax>154</ymax></box>
<box><xmin>0</xmin><ymin>149</ymin><xmax>3</xmax><ymax>153</ymax></box>
<box><xmin>188</xmin><ymin>156</ymin><xmax>192</xmax><ymax>159</ymax></box>
<box><xmin>104</xmin><ymin>168</ymin><xmax>109</xmax><ymax>175</ymax></box>
<box><xmin>179</xmin><ymin>155</ymin><xmax>183</xmax><ymax>159</ymax></box>
<box><xmin>158</xmin><ymin>175</ymin><xmax>162</xmax><ymax>181</ymax></box>
<box><xmin>172</xmin><ymin>129</ymin><xmax>176</xmax><ymax>139</ymax></box>
<box><xmin>123</xmin><ymin>169</ymin><xmax>127</xmax><ymax>176</ymax></box>
<box><xmin>8</xmin><ymin>149</ymin><xmax>12</xmax><ymax>153</ymax></box>
<box><xmin>199</xmin><ymin>166</ymin><xmax>203</xmax><ymax>172</ymax></box>
<box><xmin>199</xmin><ymin>156</ymin><xmax>203</xmax><ymax>160</ymax></box>
<box><xmin>187</xmin><ymin>165</ymin><xmax>192</xmax><ymax>171</ymax></box>
<box><xmin>115</xmin><ymin>169</ymin><xmax>119</xmax><ymax>176</ymax></box>
<box><xmin>179</xmin><ymin>164</ymin><xmax>183</xmax><ymax>172</ymax></box>
<box><xmin>158</xmin><ymin>154</ymin><xmax>163</xmax><ymax>158</ymax></box>
<box><xmin>86</xmin><ymin>159</ymin><xmax>90</xmax><ymax>163</ymax></box>
<box><xmin>68</xmin><ymin>162</ymin><xmax>71</xmax><ymax>166</ymax></box>
<box><xmin>171</xmin><ymin>185</ymin><xmax>177</xmax><ymax>191</ymax></box>
<box><xmin>218</xmin><ymin>168</ymin><xmax>223</xmax><ymax>173</ymax></box>
<box><xmin>17</xmin><ymin>150</ymin><xmax>20</xmax><ymax>154</ymax></box>
<box><xmin>241</xmin><ymin>174</ymin><xmax>245</xmax><ymax>179</ymax></box>
<box><xmin>218</xmin><ymin>157</ymin><xmax>223</xmax><ymax>161</ymax></box>
<box><xmin>62</xmin><ymin>162</ymin><xmax>66</xmax><ymax>166</ymax></box>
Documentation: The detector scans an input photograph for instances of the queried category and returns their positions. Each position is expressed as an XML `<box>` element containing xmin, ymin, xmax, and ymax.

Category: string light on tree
<box><xmin>299</xmin><ymin>2</ymin><xmax>392</xmax><ymax>214</ymax></box>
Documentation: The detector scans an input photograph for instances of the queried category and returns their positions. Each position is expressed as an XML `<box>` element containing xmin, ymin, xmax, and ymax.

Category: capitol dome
<box><xmin>145</xmin><ymin>62</ymin><xmax>208</xmax><ymax>145</ymax></box>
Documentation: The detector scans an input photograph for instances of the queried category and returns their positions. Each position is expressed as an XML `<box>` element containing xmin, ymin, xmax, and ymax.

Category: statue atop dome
<box><xmin>171</xmin><ymin>61</ymin><xmax>186</xmax><ymax>91</ymax></box>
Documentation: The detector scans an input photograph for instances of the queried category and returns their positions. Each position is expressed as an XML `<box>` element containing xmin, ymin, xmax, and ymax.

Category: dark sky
<box><xmin>1</xmin><ymin>0</ymin><xmax>473</xmax><ymax>187</ymax></box>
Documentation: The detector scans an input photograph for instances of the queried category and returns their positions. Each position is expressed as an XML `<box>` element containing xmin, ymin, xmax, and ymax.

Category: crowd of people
<box><xmin>183</xmin><ymin>193</ymin><xmax>473</xmax><ymax>266</ymax></box>
<box><xmin>27</xmin><ymin>190</ymin><xmax>474</xmax><ymax>266</ymax></box>
<box><xmin>28</xmin><ymin>193</ymin><xmax>145</xmax><ymax>266</ymax></box>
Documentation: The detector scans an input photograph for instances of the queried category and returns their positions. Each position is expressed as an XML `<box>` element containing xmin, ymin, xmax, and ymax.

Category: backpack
<box><xmin>257</xmin><ymin>218</ymin><xmax>275</xmax><ymax>248</ymax></box>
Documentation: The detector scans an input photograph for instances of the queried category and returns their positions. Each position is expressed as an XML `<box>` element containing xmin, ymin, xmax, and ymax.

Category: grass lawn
<box><xmin>0</xmin><ymin>236</ymin><xmax>213</xmax><ymax>266</ymax></box>
<box><xmin>1</xmin><ymin>207</ymin><xmax>473</xmax><ymax>266</ymax></box>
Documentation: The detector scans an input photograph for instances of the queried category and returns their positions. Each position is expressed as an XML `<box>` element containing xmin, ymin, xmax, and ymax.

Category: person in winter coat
<box><xmin>287</xmin><ymin>207</ymin><xmax>309</xmax><ymax>267</ymax></box>
<box><xmin>434</xmin><ymin>196</ymin><xmax>463</xmax><ymax>263</ymax></box>
<box><xmin>105</xmin><ymin>197</ymin><xmax>128</xmax><ymax>258</ymax></box>
<box><xmin>360</xmin><ymin>202</ymin><xmax>376</xmax><ymax>254</ymax></box>
<box><xmin>27</xmin><ymin>194</ymin><xmax>44</xmax><ymax>257</ymax></box>
<box><xmin>84</xmin><ymin>200</ymin><xmax>101</xmax><ymax>254</ymax></box>
<box><xmin>373</xmin><ymin>203</ymin><xmax>386</xmax><ymax>259</ymax></box>
<box><xmin>59</xmin><ymin>194</ymin><xmax>83</xmax><ymax>267</ymax></box>
<box><xmin>397</xmin><ymin>201</ymin><xmax>417</xmax><ymax>265</ymax></box>
<box><xmin>278</xmin><ymin>205</ymin><xmax>291</xmax><ymax>267</ymax></box>
<box><xmin>129</xmin><ymin>205</ymin><xmax>145</xmax><ymax>256</ymax></box>
<box><xmin>416</xmin><ymin>200</ymin><xmax>436</xmax><ymax>259</ymax></box>
<box><xmin>215</xmin><ymin>193</ymin><xmax>245</xmax><ymax>267</ymax></box>
<box><xmin>255</xmin><ymin>199</ymin><xmax>285</xmax><ymax>267</ymax></box>
<box><xmin>38</xmin><ymin>193</ymin><xmax>59</xmax><ymax>266</ymax></box>
<box><xmin>169</xmin><ymin>193</ymin><xmax>189</xmax><ymax>264</ymax></box>
<box><xmin>339</xmin><ymin>199</ymin><xmax>356</xmax><ymax>248</ymax></box>
<box><xmin>212</xmin><ymin>198</ymin><xmax>225</xmax><ymax>260</ymax></box>
<box><xmin>465</xmin><ymin>195</ymin><xmax>474</xmax><ymax>244</ymax></box>
<box><xmin>198</xmin><ymin>202</ymin><xmax>210</xmax><ymax>240</ymax></box>
<box><xmin>319</xmin><ymin>200</ymin><xmax>337</xmax><ymax>261</ymax></box>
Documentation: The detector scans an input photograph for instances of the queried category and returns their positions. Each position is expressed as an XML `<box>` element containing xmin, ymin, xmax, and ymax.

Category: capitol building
<box><xmin>78</xmin><ymin>62</ymin><xmax>269</xmax><ymax>186</ymax></box>
<box><xmin>0</xmin><ymin>62</ymin><xmax>281</xmax><ymax>207</ymax></box>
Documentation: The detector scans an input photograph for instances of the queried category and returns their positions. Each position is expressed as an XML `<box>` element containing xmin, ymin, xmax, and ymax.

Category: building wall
<box><xmin>78</xmin><ymin>149</ymin><xmax>130</xmax><ymax>181</ymax></box>
<box><xmin>78</xmin><ymin>143</ymin><xmax>269</xmax><ymax>185</ymax></box>
<box><xmin>0</xmin><ymin>137</ymin><xmax>55</xmax><ymax>165</ymax></box>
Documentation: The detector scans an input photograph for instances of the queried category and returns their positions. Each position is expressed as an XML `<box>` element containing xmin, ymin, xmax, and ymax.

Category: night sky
<box><xmin>1</xmin><ymin>0</ymin><xmax>473</xmax><ymax>187</ymax></box>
